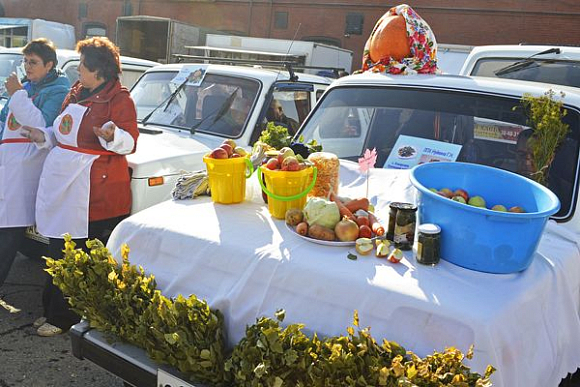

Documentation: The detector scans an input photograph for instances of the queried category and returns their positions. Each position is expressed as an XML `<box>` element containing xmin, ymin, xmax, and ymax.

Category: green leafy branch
<box><xmin>517</xmin><ymin>89</ymin><xmax>569</xmax><ymax>185</ymax></box>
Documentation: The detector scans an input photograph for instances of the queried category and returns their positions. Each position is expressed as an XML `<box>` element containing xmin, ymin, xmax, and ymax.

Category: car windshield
<box><xmin>298</xmin><ymin>85</ymin><xmax>580</xmax><ymax>220</ymax></box>
<box><xmin>471</xmin><ymin>58</ymin><xmax>580</xmax><ymax>88</ymax></box>
<box><xmin>0</xmin><ymin>53</ymin><xmax>25</xmax><ymax>98</ymax></box>
<box><xmin>131</xmin><ymin>70</ymin><xmax>260</xmax><ymax>138</ymax></box>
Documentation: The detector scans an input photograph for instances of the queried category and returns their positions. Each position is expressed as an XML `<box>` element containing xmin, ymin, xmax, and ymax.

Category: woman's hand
<box><xmin>5</xmin><ymin>73</ymin><xmax>23</xmax><ymax>96</ymax></box>
<box><xmin>20</xmin><ymin>126</ymin><xmax>46</xmax><ymax>143</ymax></box>
<box><xmin>93</xmin><ymin>122</ymin><xmax>115</xmax><ymax>142</ymax></box>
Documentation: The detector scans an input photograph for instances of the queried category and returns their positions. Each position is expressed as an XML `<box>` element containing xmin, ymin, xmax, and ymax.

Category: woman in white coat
<box><xmin>0</xmin><ymin>39</ymin><xmax>69</xmax><ymax>288</ymax></box>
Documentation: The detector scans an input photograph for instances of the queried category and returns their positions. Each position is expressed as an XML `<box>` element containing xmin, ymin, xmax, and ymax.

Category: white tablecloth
<box><xmin>107</xmin><ymin>161</ymin><xmax>580</xmax><ymax>387</ymax></box>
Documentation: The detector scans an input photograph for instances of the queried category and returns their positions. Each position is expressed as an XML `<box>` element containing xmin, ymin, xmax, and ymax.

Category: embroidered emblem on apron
<box><xmin>59</xmin><ymin>114</ymin><xmax>73</xmax><ymax>135</ymax></box>
<box><xmin>7</xmin><ymin>113</ymin><xmax>20</xmax><ymax>131</ymax></box>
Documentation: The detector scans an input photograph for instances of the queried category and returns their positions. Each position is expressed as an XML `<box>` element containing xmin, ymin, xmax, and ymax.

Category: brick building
<box><xmin>1</xmin><ymin>0</ymin><xmax>580</xmax><ymax>71</ymax></box>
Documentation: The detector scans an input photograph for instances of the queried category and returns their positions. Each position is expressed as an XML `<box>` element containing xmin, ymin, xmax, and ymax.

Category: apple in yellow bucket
<box><xmin>208</xmin><ymin>139</ymin><xmax>248</xmax><ymax>159</ymax></box>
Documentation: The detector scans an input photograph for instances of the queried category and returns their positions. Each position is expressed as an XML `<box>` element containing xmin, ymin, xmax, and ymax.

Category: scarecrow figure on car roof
<box><xmin>361</xmin><ymin>4</ymin><xmax>438</xmax><ymax>75</ymax></box>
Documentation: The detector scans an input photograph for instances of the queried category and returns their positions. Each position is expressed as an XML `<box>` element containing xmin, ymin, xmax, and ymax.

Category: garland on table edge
<box><xmin>46</xmin><ymin>235</ymin><xmax>495</xmax><ymax>387</ymax></box>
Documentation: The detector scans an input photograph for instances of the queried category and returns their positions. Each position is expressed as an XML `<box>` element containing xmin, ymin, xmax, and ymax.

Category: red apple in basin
<box><xmin>453</xmin><ymin>188</ymin><xmax>469</xmax><ymax>202</ymax></box>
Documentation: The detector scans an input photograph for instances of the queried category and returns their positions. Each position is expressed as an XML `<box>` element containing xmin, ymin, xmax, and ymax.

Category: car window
<box><xmin>471</xmin><ymin>58</ymin><xmax>580</xmax><ymax>88</ymax></box>
<box><xmin>63</xmin><ymin>62</ymin><xmax>150</xmax><ymax>89</ymax></box>
<box><xmin>121</xmin><ymin>69</ymin><xmax>146</xmax><ymax>89</ymax></box>
<box><xmin>298</xmin><ymin>86</ymin><xmax>580</xmax><ymax>219</ymax></box>
<box><xmin>263</xmin><ymin>90</ymin><xmax>311</xmax><ymax>136</ymax></box>
<box><xmin>132</xmin><ymin>71</ymin><xmax>260</xmax><ymax>139</ymax></box>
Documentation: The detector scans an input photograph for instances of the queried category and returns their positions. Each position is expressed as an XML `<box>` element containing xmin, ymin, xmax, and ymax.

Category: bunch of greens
<box><xmin>258</xmin><ymin>122</ymin><xmax>292</xmax><ymax>150</ymax></box>
<box><xmin>225</xmin><ymin>310</ymin><xmax>494</xmax><ymax>387</ymax></box>
<box><xmin>139</xmin><ymin>291</ymin><xmax>226</xmax><ymax>384</ymax></box>
<box><xmin>518</xmin><ymin>89</ymin><xmax>570</xmax><ymax>185</ymax></box>
<box><xmin>45</xmin><ymin>238</ymin><xmax>156</xmax><ymax>346</ymax></box>
<box><xmin>45</xmin><ymin>236</ymin><xmax>226</xmax><ymax>386</ymax></box>
<box><xmin>225</xmin><ymin>310</ymin><xmax>318</xmax><ymax>386</ymax></box>
<box><xmin>255</xmin><ymin>122</ymin><xmax>322</xmax><ymax>157</ymax></box>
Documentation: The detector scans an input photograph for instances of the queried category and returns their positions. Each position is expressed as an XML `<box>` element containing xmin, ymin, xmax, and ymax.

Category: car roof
<box><xmin>0</xmin><ymin>47</ymin><xmax>160</xmax><ymax>67</ymax></box>
<box><xmin>465</xmin><ymin>44</ymin><xmax>580</xmax><ymax>61</ymax></box>
<box><xmin>329</xmin><ymin>72</ymin><xmax>580</xmax><ymax>108</ymax></box>
<box><xmin>141</xmin><ymin>62</ymin><xmax>333</xmax><ymax>85</ymax></box>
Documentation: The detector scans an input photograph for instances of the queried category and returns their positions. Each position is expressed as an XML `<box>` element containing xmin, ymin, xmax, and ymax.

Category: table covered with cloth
<box><xmin>106</xmin><ymin>160</ymin><xmax>580</xmax><ymax>387</ymax></box>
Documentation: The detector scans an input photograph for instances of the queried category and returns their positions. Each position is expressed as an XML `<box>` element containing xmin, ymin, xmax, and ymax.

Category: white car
<box><xmin>71</xmin><ymin>73</ymin><xmax>580</xmax><ymax>387</ymax></box>
<box><xmin>22</xmin><ymin>61</ymin><xmax>331</xmax><ymax>255</ymax></box>
<box><xmin>297</xmin><ymin>72</ymin><xmax>580</xmax><ymax>230</ymax></box>
<box><xmin>0</xmin><ymin>47</ymin><xmax>159</xmax><ymax>105</ymax></box>
<box><xmin>127</xmin><ymin>62</ymin><xmax>331</xmax><ymax>213</ymax></box>
<box><xmin>459</xmin><ymin>44</ymin><xmax>580</xmax><ymax>88</ymax></box>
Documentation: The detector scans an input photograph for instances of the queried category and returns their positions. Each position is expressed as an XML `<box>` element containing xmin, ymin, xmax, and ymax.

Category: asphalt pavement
<box><xmin>0</xmin><ymin>252</ymin><xmax>123</xmax><ymax>387</ymax></box>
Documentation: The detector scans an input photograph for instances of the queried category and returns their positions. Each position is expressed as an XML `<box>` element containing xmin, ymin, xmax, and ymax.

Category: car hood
<box><xmin>127</xmin><ymin>128</ymin><xmax>212</xmax><ymax>178</ymax></box>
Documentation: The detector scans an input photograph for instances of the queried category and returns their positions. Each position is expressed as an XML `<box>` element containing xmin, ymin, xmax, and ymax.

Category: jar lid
<box><xmin>418</xmin><ymin>223</ymin><xmax>441</xmax><ymax>234</ymax></box>
<box><xmin>389</xmin><ymin>202</ymin><xmax>416</xmax><ymax>211</ymax></box>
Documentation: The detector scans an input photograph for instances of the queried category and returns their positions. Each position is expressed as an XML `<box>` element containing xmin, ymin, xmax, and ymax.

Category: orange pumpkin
<box><xmin>369</xmin><ymin>14</ymin><xmax>411</xmax><ymax>62</ymax></box>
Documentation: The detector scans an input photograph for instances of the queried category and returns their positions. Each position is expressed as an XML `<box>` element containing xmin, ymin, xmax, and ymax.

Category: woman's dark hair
<box><xmin>76</xmin><ymin>37</ymin><xmax>121</xmax><ymax>81</ymax></box>
<box><xmin>22</xmin><ymin>38</ymin><xmax>57</xmax><ymax>70</ymax></box>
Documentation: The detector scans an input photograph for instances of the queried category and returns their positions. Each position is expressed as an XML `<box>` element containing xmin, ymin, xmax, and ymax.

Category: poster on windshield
<box><xmin>170</xmin><ymin>65</ymin><xmax>207</xmax><ymax>87</ymax></box>
<box><xmin>384</xmin><ymin>135</ymin><xmax>462</xmax><ymax>169</ymax></box>
<box><xmin>473</xmin><ymin>118</ymin><xmax>526</xmax><ymax>144</ymax></box>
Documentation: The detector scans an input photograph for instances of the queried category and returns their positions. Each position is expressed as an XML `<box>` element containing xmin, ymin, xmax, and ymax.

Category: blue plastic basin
<box><xmin>410</xmin><ymin>162</ymin><xmax>560</xmax><ymax>274</ymax></box>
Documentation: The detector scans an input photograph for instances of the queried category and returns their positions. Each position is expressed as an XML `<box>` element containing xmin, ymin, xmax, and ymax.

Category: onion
<box><xmin>334</xmin><ymin>216</ymin><xmax>359</xmax><ymax>242</ymax></box>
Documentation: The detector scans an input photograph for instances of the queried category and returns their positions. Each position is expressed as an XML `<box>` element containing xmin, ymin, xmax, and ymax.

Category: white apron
<box><xmin>0</xmin><ymin>109</ymin><xmax>49</xmax><ymax>227</ymax></box>
<box><xmin>36</xmin><ymin>103</ymin><xmax>105</xmax><ymax>238</ymax></box>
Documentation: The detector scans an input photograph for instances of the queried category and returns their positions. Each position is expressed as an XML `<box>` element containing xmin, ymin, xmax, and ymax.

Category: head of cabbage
<box><xmin>303</xmin><ymin>197</ymin><xmax>341</xmax><ymax>229</ymax></box>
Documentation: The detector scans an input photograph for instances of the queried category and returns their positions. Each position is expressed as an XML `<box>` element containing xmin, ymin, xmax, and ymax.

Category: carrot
<box><xmin>355</xmin><ymin>215</ymin><xmax>370</xmax><ymax>228</ymax></box>
<box><xmin>368</xmin><ymin>212</ymin><xmax>385</xmax><ymax>236</ymax></box>
<box><xmin>330</xmin><ymin>192</ymin><xmax>355</xmax><ymax>220</ymax></box>
<box><xmin>344</xmin><ymin>197</ymin><xmax>370</xmax><ymax>213</ymax></box>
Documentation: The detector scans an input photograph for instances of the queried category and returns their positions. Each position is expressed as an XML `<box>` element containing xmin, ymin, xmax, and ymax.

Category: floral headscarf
<box><xmin>361</xmin><ymin>4</ymin><xmax>438</xmax><ymax>75</ymax></box>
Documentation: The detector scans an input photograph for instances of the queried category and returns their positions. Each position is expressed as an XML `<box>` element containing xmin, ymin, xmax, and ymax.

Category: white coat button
<box><xmin>102</xmin><ymin>175</ymin><xmax>107</xmax><ymax>179</ymax></box>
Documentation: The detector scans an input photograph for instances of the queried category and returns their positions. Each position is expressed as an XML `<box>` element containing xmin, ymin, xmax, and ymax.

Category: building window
<box><xmin>345</xmin><ymin>13</ymin><xmax>364</xmax><ymax>35</ymax></box>
<box><xmin>302</xmin><ymin>36</ymin><xmax>342</xmax><ymax>48</ymax></box>
<box><xmin>79</xmin><ymin>3</ymin><xmax>88</xmax><ymax>19</ymax></box>
<box><xmin>123</xmin><ymin>1</ymin><xmax>133</xmax><ymax>16</ymax></box>
<box><xmin>274</xmin><ymin>11</ymin><xmax>288</xmax><ymax>30</ymax></box>
<box><xmin>83</xmin><ymin>23</ymin><xmax>107</xmax><ymax>38</ymax></box>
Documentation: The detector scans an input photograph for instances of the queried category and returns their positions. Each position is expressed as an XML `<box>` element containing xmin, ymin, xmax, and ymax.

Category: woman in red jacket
<box><xmin>22</xmin><ymin>37</ymin><xmax>139</xmax><ymax>336</ymax></box>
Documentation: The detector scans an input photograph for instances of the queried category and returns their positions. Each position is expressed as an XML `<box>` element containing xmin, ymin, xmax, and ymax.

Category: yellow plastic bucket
<box><xmin>203</xmin><ymin>155</ymin><xmax>253</xmax><ymax>204</ymax></box>
<box><xmin>258</xmin><ymin>165</ymin><xmax>318</xmax><ymax>219</ymax></box>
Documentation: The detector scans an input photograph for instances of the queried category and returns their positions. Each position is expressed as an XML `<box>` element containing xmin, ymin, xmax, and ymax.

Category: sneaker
<box><xmin>33</xmin><ymin>316</ymin><xmax>47</xmax><ymax>328</ymax></box>
<box><xmin>37</xmin><ymin>322</ymin><xmax>63</xmax><ymax>337</ymax></box>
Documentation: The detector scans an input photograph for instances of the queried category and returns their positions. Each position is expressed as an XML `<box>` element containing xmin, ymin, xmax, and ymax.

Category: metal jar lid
<box><xmin>390</xmin><ymin>202</ymin><xmax>417</xmax><ymax>211</ymax></box>
<box><xmin>418</xmin><ymin>223</ymin><xmax>441</xmax><ymax>234</ymax></box>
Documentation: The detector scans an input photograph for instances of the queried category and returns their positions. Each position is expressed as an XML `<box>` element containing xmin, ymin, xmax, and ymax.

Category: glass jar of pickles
<box><xmin>416</xmin><ymin>223</ymin><xmax>441</xmax><ymax>265</ymax></box>
<box><xmin>393</xmin><ymin>203</ymin><xmax>417</xmax><ymax>250</ymax></box>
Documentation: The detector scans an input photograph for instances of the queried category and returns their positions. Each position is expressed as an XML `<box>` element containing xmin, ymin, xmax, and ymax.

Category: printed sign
<box><xmin>171</xmin><ymin>65</ymin><xmax>207</xmax><ymax>87</ymax></box>
<box><xmin>473</xmin><ymin>118</ymin><xmax>526</xmax><ymax>144</ymax></box>
<box><xmin>384</xmin><ymin>135</ymin><xmax>462</xmax><ymax>169</ymax></box>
